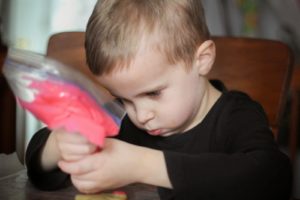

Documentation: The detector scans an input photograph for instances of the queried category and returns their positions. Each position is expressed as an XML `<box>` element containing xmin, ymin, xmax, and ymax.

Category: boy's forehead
<box><xmin>99</xmin><ymin>59</ymin><xmax>165</xmax><ymax>86</ymax></box>
<box><xmin>104</xmin><ymin>42</ymin><xmax>169</xmax><ymax>77</ymax></box>
<box><xmin>97</xmin><ymin>49</ymin><xmax>176</xmax><ymax>96</ymax></box>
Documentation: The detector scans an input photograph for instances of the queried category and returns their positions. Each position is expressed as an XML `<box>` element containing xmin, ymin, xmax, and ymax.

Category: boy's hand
<box><xmin>58</xmin><ymin>138</ymin><xmax>172</xmax><ymax>194</ymax></box>
<box><xmin>53</xmin><ymin>129</ymin><xmax>97</xmax><ymax>162</ymax></box>
<box><xmin>58</xmin><ymin>138</ymin><xmax>141</xmax><ymax>193</ymax></box>
<box><xmin>41</xmin><ymin>129</ymin><xmax>97</xmax><ymax>171</ymax></box>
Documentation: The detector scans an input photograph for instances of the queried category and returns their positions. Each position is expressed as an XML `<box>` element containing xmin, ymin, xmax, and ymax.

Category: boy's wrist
<box><xmin>40</xmin><ymin>131</ymin><xmax>61</xmax><ymax>171</ymax></box>
<box><xmin>135</xmin><ymin>146</ymin><xmax>172</xmax><ymax>188</ymax></box>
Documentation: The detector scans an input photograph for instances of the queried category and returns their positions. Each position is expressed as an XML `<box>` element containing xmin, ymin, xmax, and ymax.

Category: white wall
<box><xmin>1</xmin><ymin>0</ymin><xmax>97</xmax><ymax>163</ymax></box>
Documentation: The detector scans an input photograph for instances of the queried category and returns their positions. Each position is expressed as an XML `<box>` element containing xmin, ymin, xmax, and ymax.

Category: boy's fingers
<box><xmin>59</xmin><ymin>143</ymin><xmax>97</xmax><ymax>155</ymax></box>
<box><xmin>71</xmin><ymin>176</ymin><xmax>101</xmax><ymax>194</ymax></box>
<box><xmin>55</xmin><ymin>130</ymin><xmax>90</xmax><ymax>144</ymax></box>
<box><xmin>61</xmin><ymin>154</ymin><xmax>85</xmax><ymax>162</ymax></box>
<box><xmin>58</xmin><ymin>154</ymin><xmax>100</xmax><ymax>175</ymax></box>
<box><xmin>58</xmin><ymin>159</ymin><xmax>93</xmax><ymax>175</ymax></box>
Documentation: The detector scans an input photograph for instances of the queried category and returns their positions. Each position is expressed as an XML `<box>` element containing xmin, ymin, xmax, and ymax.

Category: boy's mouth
<box><xmin>147</xmin><ymin>129</ymin><xmax>162</xmax><ymax>136</ymax></box>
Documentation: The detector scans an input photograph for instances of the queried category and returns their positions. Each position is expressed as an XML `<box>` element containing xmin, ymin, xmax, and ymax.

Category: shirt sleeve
<box><xmin>25</xmin><ymin>127</ymin><xmax>70</xmax><ymax>190</ymax></box>
<box><xmin>163</xmin><ymin>99</ymin><xmax>292</xmax><ymax>199</ymax></box>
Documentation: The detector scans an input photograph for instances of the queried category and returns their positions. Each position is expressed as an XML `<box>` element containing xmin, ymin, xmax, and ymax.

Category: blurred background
<box><xmin>0</xmin><ymin>0</ymin><xmax>299</xmax><ymax>198</ymax></box>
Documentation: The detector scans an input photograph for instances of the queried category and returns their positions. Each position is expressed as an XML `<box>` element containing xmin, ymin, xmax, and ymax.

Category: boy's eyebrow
<box><xmin>110</xmin><ymin>85</ymin><xmax>166</xmax><ymax>99</ymax></box>
<box><xmin>109</xmin><ymin>92</ymin><xmax>122</xmax><ymax>99</ymax></box>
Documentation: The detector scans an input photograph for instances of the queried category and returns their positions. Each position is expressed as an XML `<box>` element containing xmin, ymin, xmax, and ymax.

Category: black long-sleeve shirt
<box><xmin>26</xmin><ymin>91</ymin><xmax>292</xmax><ymax>200</ymax></box>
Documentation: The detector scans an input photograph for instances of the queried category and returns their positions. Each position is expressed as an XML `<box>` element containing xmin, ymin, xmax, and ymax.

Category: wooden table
<box><xmin>0</xmin><ymin>170</ymin><xmax>160</xmax><ymax>200</ymax></box>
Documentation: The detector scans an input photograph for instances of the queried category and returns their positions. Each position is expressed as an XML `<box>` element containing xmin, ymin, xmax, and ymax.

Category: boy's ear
<box><xmin>193</xmin><ymin>40</ymin><xmax>216</xmax><ymax>76</ymax></box>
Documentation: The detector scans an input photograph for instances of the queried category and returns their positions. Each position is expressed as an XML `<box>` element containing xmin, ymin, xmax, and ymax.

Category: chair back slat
<box><xmin>209</xmin><ymin>37</ymin><xmax>294</xmax><ymax>136</ymax></box>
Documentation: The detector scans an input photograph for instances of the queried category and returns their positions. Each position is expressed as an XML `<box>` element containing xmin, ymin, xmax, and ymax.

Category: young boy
<box><xmin>26</xmin><ymin>0</ymin><xmax>292</xmax><ymax>199</ymax></box>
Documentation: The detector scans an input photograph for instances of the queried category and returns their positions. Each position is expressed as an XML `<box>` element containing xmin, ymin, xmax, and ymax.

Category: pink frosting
<box><xmin>19</xmin><ymin>78</ymin><xmax>119</xmax><ymax>147</ymax></box>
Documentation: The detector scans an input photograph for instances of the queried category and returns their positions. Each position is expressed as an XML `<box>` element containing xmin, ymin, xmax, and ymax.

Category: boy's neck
<box><xmin>196</xmin><ymin>80</ymin><xmax>222</xmax><ymax>125</ymax></box>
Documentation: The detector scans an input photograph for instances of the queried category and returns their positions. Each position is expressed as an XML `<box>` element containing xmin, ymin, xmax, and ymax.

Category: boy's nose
<box><xmin>136</xmin><ymin>107</ymin><xmax>154</xmax><ymax>125</ymax></box>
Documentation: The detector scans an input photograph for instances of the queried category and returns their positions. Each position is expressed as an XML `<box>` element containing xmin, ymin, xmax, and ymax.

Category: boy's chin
<box><xmin>147</xmin><ymin>130</ymin><xmax>177</xmax><ymax>137</ymax></box>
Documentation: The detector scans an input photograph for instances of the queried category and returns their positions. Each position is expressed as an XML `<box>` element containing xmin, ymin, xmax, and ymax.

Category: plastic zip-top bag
<box><xmin>2</xmin><ymin>49</ymin><xmax>125</xmax><ymax>147</ymax></box>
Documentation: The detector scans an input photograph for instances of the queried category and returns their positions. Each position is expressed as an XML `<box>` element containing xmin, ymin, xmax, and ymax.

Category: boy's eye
<box><xmin>115</xmin><ymin>98</ymin><xmax>124</xmax><ymax>105</ymax></box>
<box><xmin>116</xmin><ymin>97</ymin><xmax>132</xmax><ymax>105</ymax></box>
<box><xmin>146</xmin><ymin>90</ymin><xmax>161</xmax><ymax>97</ymax></box>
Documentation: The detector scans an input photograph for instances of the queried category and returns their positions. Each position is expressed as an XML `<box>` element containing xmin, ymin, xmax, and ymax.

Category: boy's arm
<box><xmin>40</xmin><ymin>129</ymin><xmax>62</xmax><ymax>170</ymax></box>
<box><xmin>163</xmin><ymin>148</ymin><xmax>291</xmax><ymax>199</ymax></box>
<box><xmin>160</xmin><ymin>105</ymin><xmax>292</xmax><ymax>199</ymax></box>
<box><xmin>131</xmin><ymin>145</ymin><xmax>172</xmax><ymax>188</ymax></box>
<box><xmin>109</xmin><ymin>104</ymin><xmax>291</xmax><ymax>199</ymax></box>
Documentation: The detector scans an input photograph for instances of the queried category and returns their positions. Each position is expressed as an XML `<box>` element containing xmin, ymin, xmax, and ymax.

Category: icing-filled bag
<box><xmin>2</xmin><ymin>49</ymin><xmax>125</xmax><ymax>147</ymax></box>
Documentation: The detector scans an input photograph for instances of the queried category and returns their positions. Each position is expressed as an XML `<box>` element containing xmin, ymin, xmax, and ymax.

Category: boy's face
<box><xmin>98</xmin><ymin>48</ymin><xmax>208</xmax><ymax>137</ymax></box>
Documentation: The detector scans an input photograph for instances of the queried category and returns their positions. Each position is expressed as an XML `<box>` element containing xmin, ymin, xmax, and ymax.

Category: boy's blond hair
<box><xmin>85</xmin><ymin>0</ymin><xmax>210</xmax><ymax>75</ymax></box>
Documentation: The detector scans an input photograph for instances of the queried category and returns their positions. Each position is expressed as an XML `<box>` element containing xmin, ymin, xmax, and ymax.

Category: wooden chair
<box><xmin>290</xmin><ymin>66</ymin><xmax>300</xmax><ymax>163</ymax></box>
<box><xmin>209</xmin><ymin>36</ymin><xmax>295</xmax><ymax>160</ymax></box>
<box><xmin>46</xmin><ymin>31</ymin><xmax>113</xmax><ymax>100</ymax></box>
<box><xmin>47</xmin><ymin>32</ymin><xmax>92</xmax><ymax>78</ymax></box>
<box><xmin>46</xmin><ymin>32</ymin><xmax>296</xmax><ymax>161</ymax></box>
<box><xmin>0</xmin><ymin>45</ymin><xmax>16</xmax><ymax>154</ymax></box>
